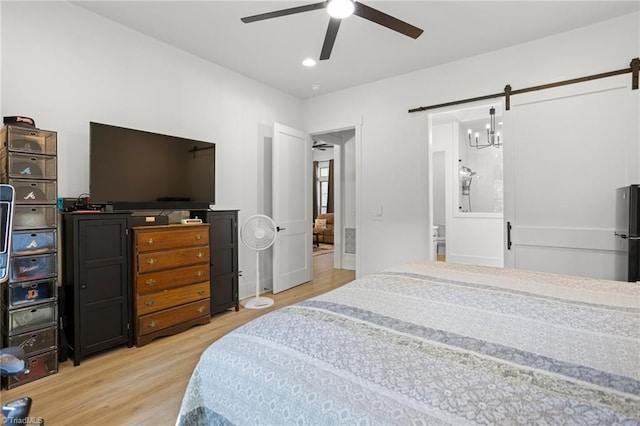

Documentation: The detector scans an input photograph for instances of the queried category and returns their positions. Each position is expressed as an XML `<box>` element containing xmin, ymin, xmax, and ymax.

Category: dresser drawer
<box><xmin>137</xmin><ymin>246</ymin><xmax>209</xmax><ymax>273</ymax></box>
<box><xmin>137</xmin><ymin>264</ymin><xmax>210</xmax><ymax>295</ymax></box>
<box><xmin>137</xmin><ymin>282</ymin><xmax>209</xmax><ymax>316</ymax></box>
<box><xmin>137</xmin><ymin>299</ymin><xmax>210</xmax><ymax>336</ymax></box>
<box><xmin>12</xmin><ymin>229</ymin><xmax>57</xmax><ymax>255</ymax></box>
<box><xmin>135</xmin><ymin>225</ymin><xmax>209</xmax><ymax>252</ymax></box>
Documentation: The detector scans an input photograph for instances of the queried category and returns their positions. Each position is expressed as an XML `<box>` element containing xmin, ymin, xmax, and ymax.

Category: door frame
<box><xmin>427</xmin><ymin>102</ymin><xmax>505</xmax><ymax>266</ymax></box>
<box><xmin>307</xmin><ymin>117</ymin><xmax>363</xmax><ymax>277</ymax></box>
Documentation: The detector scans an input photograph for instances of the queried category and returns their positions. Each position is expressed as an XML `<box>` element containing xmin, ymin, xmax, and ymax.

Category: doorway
<box><xmin>254</xmin><ymin>120</ymin><xmax>359</xmax><ymax>300</ymax></box>
<box><xmin>310</xmin><ymin>128</ymin><xmax>356</xmax><ymax>274</ymax></box>
<box><xmin>428</xmin><ymin>103</ymin><xmax>505</xmax><ymax>267</ymax></box>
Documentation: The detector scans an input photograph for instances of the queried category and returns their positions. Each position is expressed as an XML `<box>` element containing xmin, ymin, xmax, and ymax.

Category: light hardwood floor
<box><xmin>1</xmin><ymin>252</ymin><xmax>354</xmax><ymax>425</ymax></box>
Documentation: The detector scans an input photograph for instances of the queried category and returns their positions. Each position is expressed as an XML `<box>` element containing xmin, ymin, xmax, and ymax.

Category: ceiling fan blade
<box><xmin>241</xmin><ymin>1</ymin><xmax>328</xmax><ymax>23</ymax></box>
<box><xmin>320</xmin><ymin>17</ymin><xmax>341</xmax><ymax>60</ymax></box>
<box><xmin>353</xmin><ymin>2</ymin><xmax>423</xmax><ymax>39</ymax></box>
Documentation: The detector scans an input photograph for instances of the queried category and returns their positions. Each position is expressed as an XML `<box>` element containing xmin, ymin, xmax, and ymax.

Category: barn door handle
<box><xmin>507</xmin><ymin>221</ymin><xmax>512</xmax><ymax>250</ymax></box>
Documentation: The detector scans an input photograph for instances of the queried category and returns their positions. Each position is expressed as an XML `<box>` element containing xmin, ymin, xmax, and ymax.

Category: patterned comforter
<box><xmin>176</xmin><ymin>261</ymin><xmax>640</xmax><ymax>425</ymax></box>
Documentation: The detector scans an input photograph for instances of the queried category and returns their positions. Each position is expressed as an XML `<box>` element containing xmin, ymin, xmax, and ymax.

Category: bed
<box><xmin>176</xmin><ymin>261</ymin><xmax>640</xmax><ymax>425</ymax></box>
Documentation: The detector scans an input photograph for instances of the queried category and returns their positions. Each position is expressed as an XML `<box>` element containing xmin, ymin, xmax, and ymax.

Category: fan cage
<box><xmin>241</xmin><ymin>214</ymin><xmax>277</xmax><ymax>251</ymax></box>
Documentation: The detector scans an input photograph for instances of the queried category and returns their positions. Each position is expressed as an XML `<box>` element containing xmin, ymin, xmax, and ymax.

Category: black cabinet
<box><xmin>62</xmin><ymin>213</ymin><xmax>132</xmax><ymax>366</ymax></box>
<box><xmin>192</xmin><ymin>210</ymin><xmax>239</xmax><ymax>314</ymax></box>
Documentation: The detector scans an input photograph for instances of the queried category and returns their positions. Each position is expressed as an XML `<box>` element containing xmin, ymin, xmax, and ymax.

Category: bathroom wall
<box><xmin>458</xmin><ymin>129</ymin><xmax>504</xmax><ymax>214</ymax></box>
<box><xmin>432</xmin><ymin>121</ymin><xmax>504</xmax><ymax>267</ymax></box>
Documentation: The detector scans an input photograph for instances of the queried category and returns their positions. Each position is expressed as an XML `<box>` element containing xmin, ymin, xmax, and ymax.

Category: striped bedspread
<box><xmin>176</xmin><ymin>261</ymin><xmax>640</xmax><ymax>425</ymax></box>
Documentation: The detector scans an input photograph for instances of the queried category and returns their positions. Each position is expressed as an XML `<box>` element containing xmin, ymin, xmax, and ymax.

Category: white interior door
<box><xmin>272</xmin><ymin>123</ymin><xmax>313</xmax><ymax>293</ymax></box>
<box><xmin>504</xmin><ymin>74</ymin><xmax>639</xmax><ymax>279</ymax></box>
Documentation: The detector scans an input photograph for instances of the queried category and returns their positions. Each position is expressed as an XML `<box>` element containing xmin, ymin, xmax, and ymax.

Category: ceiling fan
<box><xmin>241</xmin><ymin>0</ymin><xmax>424</xmax><ymax>61</ymax></box>
<box><xmin>312</xmin><ymin>139</ymin><xmax>334</xmax><ymax>150</ymax></box>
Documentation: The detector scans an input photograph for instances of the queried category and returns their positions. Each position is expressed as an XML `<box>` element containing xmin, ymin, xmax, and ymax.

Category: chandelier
<box><xmin>468</xmin><ymin>107</ymin><xmax>502</xmax><ymax>149</ymax></box>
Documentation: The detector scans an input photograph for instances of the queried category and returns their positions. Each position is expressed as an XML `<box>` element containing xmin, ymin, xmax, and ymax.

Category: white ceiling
<box><xmin>73</xmin><ymin>1</ymin><xmax>640</xmax><ymax>100</ymax></box>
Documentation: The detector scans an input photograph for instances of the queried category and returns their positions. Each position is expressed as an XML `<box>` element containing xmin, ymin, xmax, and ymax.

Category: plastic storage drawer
<box><xmin>13</xmin><ymin>205</ymin><xmax>57</xmax><ymax>229</ymax></box>
<box><xmin>4</xmin><ymin>350</ymin><xmax>58</xmax><ymax>389</ymax></box>
<box><xmin>6</xmin><ymin>152</ymin><xmax>57</xmax><ymax>179</ymax></box>
<box><xmin>5</xmin><ymin>279</ymin><xmax>57</xmax><ymax>308</ymax></box>
<box><xmin>3</xmin><ymin>301</ymin><xmax>57</xmax><ymax>335</ymax></box>
<box><xmin>12</xmin><ymin>229</ymin><xmax>57</xmax><ymax>255</ymax></box>
<box><xmin>2</xmin><ymin>125</ymin><xmax>57</xmax><ymax>155</ymax></box>
<box><xmin>6</xmin><ymin>325</ymin><xmax>57</xmax><ymax>356</ymax></box>
<box><xmin>9</xmin><ymin>179</ymin><xmax>57</xmax><ymax>204</ymax></box>
<box><xmin>9</xmin><ymin>253</ymin><xmax>57</xmax><ymax>283</ymax></box>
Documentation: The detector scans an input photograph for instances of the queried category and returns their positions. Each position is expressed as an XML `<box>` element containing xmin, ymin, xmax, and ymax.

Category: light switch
<box><xmin>372</xmin><ymin>205</ymin><xmax>383</xmax><ymax>220</ymax></box>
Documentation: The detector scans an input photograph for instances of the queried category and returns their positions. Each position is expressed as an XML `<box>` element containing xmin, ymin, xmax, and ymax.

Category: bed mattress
<box><xmin>177</xmin><ymin>261</ymin><xmax>640</xmax><ymax>425</ymax></box>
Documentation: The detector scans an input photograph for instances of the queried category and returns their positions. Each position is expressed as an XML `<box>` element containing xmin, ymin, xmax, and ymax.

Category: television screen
<box><xmin>89</xmin><ymin>122</ymin><xmax>215</xmax><ymax>210</ymax></box>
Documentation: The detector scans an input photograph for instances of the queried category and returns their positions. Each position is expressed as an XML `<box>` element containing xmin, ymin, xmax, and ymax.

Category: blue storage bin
<box><xmin>12</xmin><ymin>230</ymin><xmax>57</xmax><ymax>255</ymax></box>
<box><xmin>6</xmin><ymin>279</ymin><xmax>57</xmax><ymax>307</ymax></box>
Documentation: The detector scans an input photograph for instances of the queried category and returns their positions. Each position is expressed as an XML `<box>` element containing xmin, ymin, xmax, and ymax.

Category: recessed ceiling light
<box><xmin>302</xmin><ymin>58</ymin><xmax>317</xmax><ymax>67</ymax></box>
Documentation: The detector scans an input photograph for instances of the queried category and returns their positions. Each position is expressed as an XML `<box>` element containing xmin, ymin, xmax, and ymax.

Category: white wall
<box><xmin>431</xmin><ymin>152</ymin><xmax>446</xmax><ymax>229</ymax></box>
<box><xmin>338</xmin><ymin>130</ymin><xmax>357</xmax><ymax>269</ymax></box>
<box><xmin>312</xmin><ymin>148</ymin><xmax>334</xmax><ymax>163</ymax></box>
<box><xmin>1</xmin><ymin>1</ymin><xmax>303</xmax><ymax>299</ymax></box>
<box><xmin>458</xmin><ymin>125</ymin><xmax>504</xmax><ymax>214</ymax></box>
<box><xmin>3</xmin><ymin>3</ymin><xmax>638</xmax><ymax>282</ymax></box>
<box><xmin>303</xmin><ymin>12</ymin><xmax>640</xmax><ymax>276</ymax></box>
<box><xmin>342</xmin><ymin>131</ymin><xmax>356</xmax><ymax>231</ymax></box>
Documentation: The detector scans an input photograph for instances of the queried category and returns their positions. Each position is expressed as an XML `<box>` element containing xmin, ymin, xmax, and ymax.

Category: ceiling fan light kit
<box><xmin>241</xmin><ymin>0</ymin><xmax>423</xmax><ymax>61</ymax></box>
<box><xmin>327</xmin><ymin>0</ymin><xmax>355</xmax><ymax>19</ymax></box>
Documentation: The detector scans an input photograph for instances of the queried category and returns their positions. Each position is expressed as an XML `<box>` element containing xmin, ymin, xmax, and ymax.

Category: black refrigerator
<box><xmin>614</xmin><ymin>185</ymin><xmax>640</xmax><ymax>282</ymax></box>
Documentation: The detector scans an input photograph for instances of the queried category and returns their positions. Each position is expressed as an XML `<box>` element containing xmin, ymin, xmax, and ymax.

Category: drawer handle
<box><xmin>146</xmin><ymin>278</ymin><xmax>156</xmax><ymax>287</ymax></box>
<box><xmin>197</xmin><ymin>252</ymin><xmax>204</xmax><ymax>258</ymax></box>
<box><xmin>147</xmin><ymin>238</ymin><xmax>154</xmax><ymax>245</ymax></box>
<box><xmin>197</xmin><ymin>290</ymin><xmax>205</xmax><ymax>295</ymax></box>
<box><xmin>197</xmin><ymin>306</ymin><xmax>205</xmax><ymax>314</ymax></box>
<box><xmin>145</xmin><ymin>300</ymin><xmax>155</xmax><ymax>307</ymax></box>
<box><xmin>147</xmin><ymin>258</ymin><xmax>157</xmax><ymax>265</ymax></box>
<box><xmin>196</xmin><ymin>271</ymin><xmax>203</xmax><ymax>277</ymax></box>
<box><xmin>147</xmin><ymin>320</ymin><xmax>158</xmax><ymax>328</ymax></box>
<box><xmin>195</xmin><ymin>234</ymin><xmax>202</xmax><ymax>240</ymax></box>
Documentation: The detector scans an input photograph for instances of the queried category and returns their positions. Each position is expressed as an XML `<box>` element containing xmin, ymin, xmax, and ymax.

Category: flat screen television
<box><xmin>89</xmin><ymin>122</ymin><xmax>215</xmax><ymax>211</ymax></box>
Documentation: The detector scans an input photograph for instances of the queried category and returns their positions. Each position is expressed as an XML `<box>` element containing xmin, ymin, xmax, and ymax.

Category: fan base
<box><xmin>242</xmin><ymin>296</ymin><xmax>274</xmax><ymax>310</ymax></box>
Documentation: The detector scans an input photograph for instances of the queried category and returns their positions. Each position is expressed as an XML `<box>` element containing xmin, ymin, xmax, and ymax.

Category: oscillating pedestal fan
<box><xmin>240</xmin><ymin>214</ymin><xmax>277</xmax><ymax>309</ymax></box>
